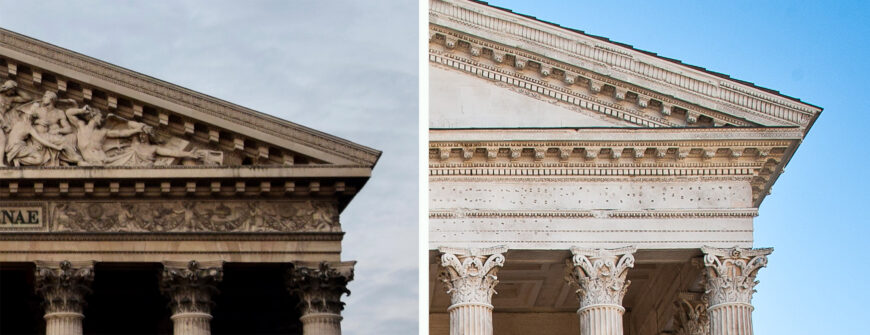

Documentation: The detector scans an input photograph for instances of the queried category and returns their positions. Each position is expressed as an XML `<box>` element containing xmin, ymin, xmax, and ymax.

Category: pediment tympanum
<box><xmin>1</xmin><ymin>84</ymin><xmax>220</xmax><ymax>167</ymax></box>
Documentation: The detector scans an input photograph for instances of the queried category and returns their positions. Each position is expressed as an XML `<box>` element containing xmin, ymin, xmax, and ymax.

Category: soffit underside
<box><xmin>429</xmin><ymin>3</ymin><xmax>821</xmax><ymax>131</ymax></box>
<box><xmin>0</xmin><ymin>28</ymin><xmax>381</xmax><ymax>167</ymax></box>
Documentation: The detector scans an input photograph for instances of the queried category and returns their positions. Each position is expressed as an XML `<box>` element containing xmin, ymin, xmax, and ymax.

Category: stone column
<box><xmin>701</xmin><ymin>247</ymin><xmax>772</xmax><ymax>335</ymax></box>
<box><xmin>35</xmin><ymin>260</ymin><xmax>95</xmax><ymax>335</ymax></box>
<box><xmin>565</xmin><ymin>246</ymin><xmax>636</xmax><ymax>335</ymax></box>
<box><xmin>673</xmin><ymin>293</ymin><xmax>710</xmax><ymax>335</ymax></box>
<box><xmin>287</xmin><ymin>261</ymin><xmax>355</xmax><ymax>335</ymax></box>
<box><xmin>437</xmin><ymin>246</ymin><xmax>507</xmax><ymax>335</ymax></box>
<box><xmin>160</xmin><ymin>260</ymin><xmax>224</xmax><ymax>335</ymax></box>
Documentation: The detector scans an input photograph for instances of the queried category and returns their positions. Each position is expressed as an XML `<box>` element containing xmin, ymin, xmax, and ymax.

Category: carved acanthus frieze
<box><xmin>34</xmin><ymin>260</ymin><xmax>94</xmax><ymax>315</ymax></box>
<box><xmin>438</xmin><ymin>245</ymin><xmax>507</xmax><ymax>306</ymax></box>
<box><xmin>566</xmin><ymin>246</ymin><xmax>636</xmax><ymax>307</ymax></box>
<box><xmin>50</xmin><ymin>200</ymin><xmax>340</xmax><ymax>233</ymax></box>
<box><xmin>701</xmin><ymin>246</ymin><xmax>772</xmax><ymax>307</ymax></box>
<box><xmin>287</xmin><ymin>262</ymin><xmax>354</xmax><ymax>315</ymax></box>
<box><xmin>160</xmin><ymin>260</ymin><xmax>223</xmax><ymax>315</ymax></box>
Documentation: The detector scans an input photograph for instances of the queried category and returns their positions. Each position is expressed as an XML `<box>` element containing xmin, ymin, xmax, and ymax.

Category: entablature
<box><xmin>430</xmin><ymin>128</ymin><xmax>800</xmax><ymax>206</ymax></box>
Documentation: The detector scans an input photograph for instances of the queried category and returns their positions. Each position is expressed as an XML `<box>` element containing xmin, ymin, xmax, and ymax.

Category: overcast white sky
<box><xmin>0</xmin><ymin>1</ymin><xmax>418</xmax><ymax>333</ymax></box>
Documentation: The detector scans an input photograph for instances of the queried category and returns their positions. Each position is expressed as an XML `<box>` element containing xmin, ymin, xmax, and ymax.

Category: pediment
<box><xmin>430</xmin><ymin>63</ymin><xmax>639</xmax><ymax>128</ymax></box>
<box><xmin>429</xmin><ymin>0</ymin><xmax>822</xmax><ymax>132</ymax></box>
<box><xmin>0</xmin><ymin>28</ymin><xmax>380</xmax><ymax>170</ymax></box>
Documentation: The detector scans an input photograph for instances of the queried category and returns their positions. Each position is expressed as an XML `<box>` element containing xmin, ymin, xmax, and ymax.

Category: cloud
<box><xmin>0</xmin><ymin>0</ymin><xmax>419</xmax><ymax>334</ymax></box>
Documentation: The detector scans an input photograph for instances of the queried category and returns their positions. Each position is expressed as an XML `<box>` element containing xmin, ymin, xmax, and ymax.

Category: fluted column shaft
<box><xmin>448</xmin><ymin>302</ymin><xmax>493</xmax><ymax>335</ymax></box>
<box><xmin>160</xmin><ymin>260</ymin><xmax>223</xmax><ymax>335</ymax></box>
<box><xmin>707</xmin><ymin>303</ymin><xmax>753</xmax><ymax>335</ymax></box>
<box><xmin>287</xmin><ymin>261</ymin><xmax>355</xmax><ymax>335</ymax></box>
<box><xmin>701</xmin><ymin>246</ymin><xmax>772</xmax><ymax>335</ymax></box>
<box><xmin>578</xmin><ymin>304</ymin><xmax>624</xmax><ymax>335</ymax></box>
<box><xmin>438</xmin><ymin>246</ymin><xmax>507</xmax><ymax>335</ymax></box>
<box><xmin>35</xmin><ymin>260</ymin><xmax>94</xmax><ymax>335</ymax></box>
<box><xmin>566</xmin><ymin>246</ymin><xmax>636</xmax><ymax>335</ymax></box>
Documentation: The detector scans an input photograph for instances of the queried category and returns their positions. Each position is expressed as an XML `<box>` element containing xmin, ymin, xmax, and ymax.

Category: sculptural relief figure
<box><xmin>50</xmin><ymin>201</ymin><xmax>339</xmax><ymax>233</ymax></box>
<box><xmin>6</xmin><ymin>112</ymin><xmax>63</xmax><ymax>166</ymax></box>
<box><xmin>0</xmin><ymin>83</ymin><xmax>221</xmax><ymax>167</ymax></box>
<box><xmin>17</xmin><ymin>91</ymin><xmax>82</xmax><ymax>166</ymax></box>
<box><xmin>103</xmin><ymin>119</ymin><xmax>203</xmax><ymax>166</ymax></box>
<box><xmin>65</xmin><ymin>106</ymin><xmax>142</xmax><ymax>166</ymax></box>
<box><xmin>0</xmin><ymin>80</ymin><xmax>33</xmax><ymax>166</ymax></box>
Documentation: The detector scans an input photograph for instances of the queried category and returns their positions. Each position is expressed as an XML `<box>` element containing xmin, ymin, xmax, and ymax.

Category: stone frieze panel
<box><xmin>0</xmin><ymin>200</ymin><xmax>340</xmax><ymax>233</ymax></box>
<box><xmin>430</xmin><ymin>178</ymin><xmax>753</xmax><ymax>212</ymax></box>
<box><xmin>429</xmin><ymin>215</ymin><xmax>753</xmax><ymax>250</ymax></box>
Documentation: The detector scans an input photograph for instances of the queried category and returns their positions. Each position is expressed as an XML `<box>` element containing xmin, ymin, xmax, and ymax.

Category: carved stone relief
<box><xmin>160</xmin><ymin>260</ymin><xmax>224</xmax><ymax>315</ymax></box>
<box><xmin>565</xmin><ymin>246</ymin><xmax>636</xmax><ymax>307</ymax></box>
<box><xmin>50</xmin><ymin>200</ymin><xmax>340</xmax><ymax>233</ymax></box>
<box><xmin>286</xmin><ymin>262</ymin><xmax>354</xmax><ymax>315</ymax></box>
<box><xmin>438</xmin><ymin>246</ymin><xmax>507</xmax><ymax>306</ymax></box>
<box><xmin>34</xmin><ymin>260</ymin><xmax>95</xmax><ymax>315</ymax></box>
<box><xmin>0</xmin><ymin>81</ymin><xmax>221</xmax><ymax>167</ymax></box>
<box><xmin>701</xmin><ymin>246</ymin><xmax>772</xmax><ymax>307</ymax></box>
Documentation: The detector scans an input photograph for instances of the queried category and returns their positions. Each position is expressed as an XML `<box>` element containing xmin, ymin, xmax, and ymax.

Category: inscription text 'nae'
<box><xmin>0</xmin><ymin>207</ymin><xmax>42</xmax><ymax>226</ymax></box>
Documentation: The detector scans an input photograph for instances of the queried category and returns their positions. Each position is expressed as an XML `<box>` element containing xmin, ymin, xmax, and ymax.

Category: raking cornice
<box><xmin>429</xmin><ymin>0</ymin><xmax>822</xmax><ymax>132</ymax></box>
<box><xmin>0</xmin><ymin>28</ymin><xmax>381</xmax><ymax>167</ymax></box>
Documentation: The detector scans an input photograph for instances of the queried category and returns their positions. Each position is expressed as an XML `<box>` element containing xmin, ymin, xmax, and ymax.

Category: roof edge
<box><xmin>0</xmin><ymin>28</ymin><xmax>381</xmax><ymax>167</ymax></box>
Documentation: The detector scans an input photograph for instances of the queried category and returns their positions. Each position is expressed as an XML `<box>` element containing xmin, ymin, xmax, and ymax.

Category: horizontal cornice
<box><xmin>0</xmin><ymin>165</ymin><xmax>372</xmax><ymax>180</ymax></box>
<box><xmin>430</xmin><ymin>127</ymin><xmax>803</xmax><ymax>142</ymax></box>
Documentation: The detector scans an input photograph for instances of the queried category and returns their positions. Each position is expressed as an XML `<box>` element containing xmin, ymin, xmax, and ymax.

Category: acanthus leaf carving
<box><xmin>160</xmin><ymin>260</ymin><xmax>223</xmax><ymax>315</ymax></box>
<box><xmin>673</xmin><ymin>295</ymin><xmax>710</xmax><ymax>335</ymax></box>
<box><xmin>34</xmin><ymin>260</ymin><xmax>95</xmax><ymax>315</ymax></box>
<box><xmin>437</xmin><ymin>245</ymin><xmax>507</xmax><ymax>306</ymax></box>
<box><xmin>701</xmin><ymin>246</ymin><xmax>772</xmax><ymax>307</ymax></box>
<box><xmin>286</xmin><ymin>262</ymin><xmax>354</xmax><ymax>315</ymax></box>
<box><xmin>565</xmin><ymin>246</ymin><xmax>636</xmax><ymax>307</ymax></box>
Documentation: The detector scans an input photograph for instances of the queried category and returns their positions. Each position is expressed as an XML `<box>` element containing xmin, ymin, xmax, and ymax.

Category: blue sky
<box><xmin>0</xmin><ymin>1</ymin><xmax>418</xmax><ymax>334</ymax></box>
<box><xmin>484</xmin><ymin>0</ymin><xmax>869</xmax><ymax>333</ymax></box>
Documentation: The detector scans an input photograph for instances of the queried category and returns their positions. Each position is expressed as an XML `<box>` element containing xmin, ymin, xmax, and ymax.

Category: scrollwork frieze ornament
<box><xmin>438</xmin><ymin>245</ymin><xmax>507</xmax><ymax>307</ymax></box>
<box><xmin>565</xmin><ymin>246</ymin><xmax>636</xmax><ymax>307</ymax></box>
<box><xmin>50</xmin><ymin>200</ymin><xmax>340</xmax><ymax>233</ymax></box>
<box><xmin>286</xmin><ymin>262</ymin><xmax>355</xmax><ymax>316</ymax></box>
<box><xmin>34</xmin><ymin>260</ymin><xmax>95</xmax><ymax>315</ymax></box>
<box><xmin>701</xmin><ymin>246</ymin><xmax>772</xmax><ymax>308</ymax></box>
<box><xmin>160</xmin><ymin>260</ymin><xmax>224</xmax><ymax>315</ymax></box>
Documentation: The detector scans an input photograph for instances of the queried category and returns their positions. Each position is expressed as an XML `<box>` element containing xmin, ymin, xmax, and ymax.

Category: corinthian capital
<box><xmin>701</xmin><ymin>246</ymin><xmax>772</xmax><ymax>307</ymax></box>
<box><xmin>566</xmin><ymin>246</ymin><xmax>636</xmax><ymax>307</ymax></box>
<box><xmin>287</xmin><ymin>261</ymin><xmax>355</xmax><ymax>315</ymax></box>
<box><xmin>160</xmin><ymin>260</ymin><xmax>224</xmax><ymax>315</ymax></box>
<box><xmin>438</xmin><ymin>245</ymin><xmax>507</xmax><ymax>306</ymax></box>
<box><xmin>673</xmin><ymin>293</ymin><xmax>710</xmax><ymax>335</ymax></box>
<box><xmin>35</xmin><ymin>260</ymin><xmax>95</xmax><ymax>314</ymax></box>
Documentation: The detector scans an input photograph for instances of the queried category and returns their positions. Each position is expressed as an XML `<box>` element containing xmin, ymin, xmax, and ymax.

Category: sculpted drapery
<box><xmin>0</xmin><ymin>81</ymin><xmax>216</xmax><ymax>167</ymax></box>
